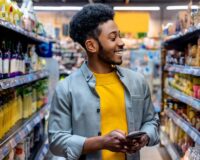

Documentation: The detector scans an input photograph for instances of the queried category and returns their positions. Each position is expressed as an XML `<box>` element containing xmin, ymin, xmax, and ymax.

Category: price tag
<box><xmin>2</xmin><ymin>144</ymin><xmax>9</xmax><ymax>157</ymax></box>
<box><xmin>27</xmin><ymin>123</ymin><xmax>32</xmax><ymax>132</ymax></box>
<box><xmin>19</xmin><ymin>130</ymin><xmax>25</xmax><ymax>139</ymax></box>
<box><xmin>0</xmin><ymin>149</ymin><xmax>4</xmax><ymax>159</ymax></box>
<box><xmin>24</xmin><ymin>127</ymin><xmax>29</xmax><ymax>136</ymax></box>
<box><xmin>10</xmin><ymin>138</ymin><xmax>17</xmax><ymax>148</ymax></box>
<box><xmin>15</xmin><ymin>134</ymin><xmax>21</xmax><ymax>144</ymax></box>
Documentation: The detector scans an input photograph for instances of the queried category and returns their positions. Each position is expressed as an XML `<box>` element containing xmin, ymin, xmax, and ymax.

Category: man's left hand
<box><xmin>125</xmin><ymin>134</ymin><xmax>149</xmax><ymax>154</ymax></box>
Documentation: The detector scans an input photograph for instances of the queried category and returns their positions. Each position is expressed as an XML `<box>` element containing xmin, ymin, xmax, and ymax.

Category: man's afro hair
<box><xmin>69</xmin><ymin>3</ymin><xmax>114</xmax><ymax>48</ymax></box>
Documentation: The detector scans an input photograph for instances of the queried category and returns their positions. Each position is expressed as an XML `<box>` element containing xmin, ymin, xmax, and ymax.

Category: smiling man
<box><xmin>48</xmin><ymin>3</ymin><xmax>159</xmax><ymax>160</ymax></box>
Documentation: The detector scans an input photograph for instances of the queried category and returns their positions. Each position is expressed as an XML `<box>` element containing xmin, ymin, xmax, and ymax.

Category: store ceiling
<box><xmin>17</xmin><ymin>0</ymin><xmax>200</xmax><ymax>6</ymax></box>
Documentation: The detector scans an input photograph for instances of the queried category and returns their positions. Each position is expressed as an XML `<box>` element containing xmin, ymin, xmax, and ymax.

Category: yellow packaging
<box><xmin>0</xmin><ymin>108</ymin><xmax>3</xmax><ymax>139</ymax></box>
<box><xmin>18</xmin><ymin>95</ymin><xmax>23</xmax><ymax>120</ymax></box>
<box><xmin>0</xmin><ymin>0</ymin><xmax>8</xmax><ymax>20</ymax></box>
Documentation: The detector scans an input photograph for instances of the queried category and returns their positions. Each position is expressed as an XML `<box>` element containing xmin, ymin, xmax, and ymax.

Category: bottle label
<box><xmin>3</xmin><ymin>59</ymin><xmax>9</xmax><ymax>74</ymax></box>
<box><xmin>10</xmin><ymin>59</ymin><xmax>16</xmax><ymax>73</ymax></box>
<box><xmin>0</xmin><ymin>58</ymin><xmax>2</xmax><ymax>73</ymax></box>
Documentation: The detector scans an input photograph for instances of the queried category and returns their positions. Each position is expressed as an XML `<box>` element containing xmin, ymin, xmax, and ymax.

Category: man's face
<box><xmin>96</xmin><ymin>20</ymin><xmax>125</xmax><ymax>65</ymax></box>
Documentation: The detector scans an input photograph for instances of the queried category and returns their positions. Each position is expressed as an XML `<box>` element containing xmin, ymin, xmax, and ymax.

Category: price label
<box><xmin>2</xmin><ymin>144</ymin><xmax>9</xmax><ymax>157</ymax></box>
<box><xmin>27</xmin><ymin>123</ymin><xmax>32</xmax><ymax>132</ymax></box>
<box><xmin>15</xmin><ymin>134</ymin><xmax>21</xmax><ymax>144</ymax></box>
<box><xmin>19</xmin><ymin>130</ymin><xmax>25</xmax><ymax>139</ymax></box>
<box><xmin>10</xmin><ymin>138</ymin><xmax>17</xmax><ymax>148</ymax></box>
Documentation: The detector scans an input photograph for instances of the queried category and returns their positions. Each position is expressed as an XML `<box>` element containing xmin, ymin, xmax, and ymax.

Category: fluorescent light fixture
<box><xmin>114</xmin><ymin>6</ymin><xmax>160</xmax><ymax>11</ymax></box>
<box><xmin>166</xmin><ymin>5</ymin><xmax>198</xmax><ymax>10</ymax></box>
<box><xmin>33</xmin><ymin>6</ymin><xmax>83</xmax><ymax>11</ymax></box>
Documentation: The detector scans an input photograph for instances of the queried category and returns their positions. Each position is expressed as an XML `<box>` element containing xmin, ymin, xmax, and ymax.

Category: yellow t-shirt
<box><xmin>94</xmin><ymin>71</ymin><xmax>128</xmax><ymax>160</ymax></box>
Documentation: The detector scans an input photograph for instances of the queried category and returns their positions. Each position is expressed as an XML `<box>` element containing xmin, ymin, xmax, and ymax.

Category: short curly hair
<box><xmin>69</xmin><ymin>3</ymin><xmax>114</xmax><ymax>49</ymax></box>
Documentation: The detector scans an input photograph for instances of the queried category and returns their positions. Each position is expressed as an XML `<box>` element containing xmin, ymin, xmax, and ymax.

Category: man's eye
<box><xmin>110</xmin><ymin>37</ymin><xmax>116</xmax><ymax>41</ymax></box>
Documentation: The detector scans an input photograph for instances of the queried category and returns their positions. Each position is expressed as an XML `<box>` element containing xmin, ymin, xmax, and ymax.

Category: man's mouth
<box><xmin>114</xmin><ymin>49</ymin><xmax>126</xmax><ymax>55</ymax></box>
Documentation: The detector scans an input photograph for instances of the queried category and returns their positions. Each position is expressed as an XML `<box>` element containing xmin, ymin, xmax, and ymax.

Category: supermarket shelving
<box><xmin>163</xmin><ymin>27</ymin><xmax>200</xmax><ymax>51</ymax></box>
<box><xmin>0</xmin><ymin>104</ymin><xmax>49</xmax><ymax>160</ymax></box>
<box><xmin>165</xmin><ymin>108</ymin><xmax>200</xmax><ymax>145</ymax></box>
<box><xmin>161</xmin><ymin>24</ymin><xmax>200</xmax><ymax>158</ymax></box>
<box><xmin>0</xmin><ymin>70</ymin><xmax>48</xmax><ymax>91</ymax></box>
<box><xmin>160</xmin><ymin>127</ymin><xmax>180</xmax><ymax>160</ymax></box>
<box><xmin>164</xmin><ymin>64</ymin><xmax>200</xmax><ymax>76</ymax></box>
<box><xmin>0</xmin><ymin>19</ymin><xmax>51</xmax><ymax>44</ymax></box>
<box><xmin>164</xmin><ymin>86</ymin><xmax>200</xmax><ymax>111</ymax></box>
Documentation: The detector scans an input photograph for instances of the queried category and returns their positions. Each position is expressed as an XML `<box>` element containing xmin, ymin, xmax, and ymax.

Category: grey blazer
<box><xmin>48</xmin><ymin>62</ymin><xmax>160</xmax><ymax>160</ymax></box>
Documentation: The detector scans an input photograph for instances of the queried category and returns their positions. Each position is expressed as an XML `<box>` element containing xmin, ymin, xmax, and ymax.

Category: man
<box><xmin>48</xmin><ymin>3</ymin><xmax>159</xmax><ymax>160</ymax></box>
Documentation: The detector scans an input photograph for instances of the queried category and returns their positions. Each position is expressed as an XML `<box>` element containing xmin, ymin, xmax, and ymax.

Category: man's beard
<box><xmin>97</xmin><ymin>40</ymin><xmax>122</xmax><ymax>65</ymax></box>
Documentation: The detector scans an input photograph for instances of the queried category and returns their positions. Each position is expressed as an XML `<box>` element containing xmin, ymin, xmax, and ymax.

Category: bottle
<box><xmin>0</xmin><ymin>94</ymin><xmax>3</xmax><ymax>139</ymax></box>
<box><xmin>0</xmin><ymin>45</ymin><xmax>2</xmax><ymax>79</ymax></box>
<box><xmin>10</xmin><ymin>42</ymin><xmax>17</xmax><ymax>77</ymax></box>
<box><xmin>0</xmin><ymin>0</ymin><xmax>8</xmax><ymax>21</ymax></box>
<box><xmin>2</xmin><ymin>41</ymin><xmax>10</xmax><ymax>79</ymax></box>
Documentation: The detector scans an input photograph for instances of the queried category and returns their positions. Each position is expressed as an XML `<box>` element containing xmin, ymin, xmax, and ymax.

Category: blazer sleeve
<box><xmin>140</xmin><ymin>78</ymin><xmax>160</xmax><ymax>146</ymax></box>
<box><xmin>48</xmin><ymin>80</ymin><xmax>86</xmax><ymax>160</ymax></box>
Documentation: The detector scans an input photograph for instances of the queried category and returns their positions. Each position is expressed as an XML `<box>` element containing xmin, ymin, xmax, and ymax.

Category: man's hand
<box><xmin>102</xmin><ymin>129</ymin><xmax>127</xmax><ymax>153</ymax></box>
<box><xmin>125</xmin><ymin>134</ymin><xmax>149</xmax><ymax>154</ymax></box>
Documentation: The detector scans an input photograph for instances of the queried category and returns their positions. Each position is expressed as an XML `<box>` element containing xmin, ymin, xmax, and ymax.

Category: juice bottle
<box><xmin>0</xmin><ymin>0</ymin><xmax>8</xmax><ymax>20</ymax></box>
<box><xmin>0</xmin><ymin>94</ymin><xmax>3</xmax><ymax>139</ymax></box>
<box><xmin>22</xmin><ymin>87</ymin><xmax>29</xmax><ymax>118</ymax></box>
<box><xmin>0</xmin><ymin>45</ymin><xmax>2</xmax><ymax>79</ymax></box>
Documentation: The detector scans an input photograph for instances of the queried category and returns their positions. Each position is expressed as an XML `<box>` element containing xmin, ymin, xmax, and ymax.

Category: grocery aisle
<box><xmin>1</xmin><ymin>0</ymin><xmax>200</xmax><ymax>160</ymax></box>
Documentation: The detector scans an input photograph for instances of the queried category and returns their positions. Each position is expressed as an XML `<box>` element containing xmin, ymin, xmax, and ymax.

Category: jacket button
<box><xmin>98</xmin><ymin>132</ymin><xmax>101</xmax><ymax>136</ymax></box>
<box><xmin>97</xmin><ymin>108</ymin><xmax>100</xmax><ymax>113</ymax></box>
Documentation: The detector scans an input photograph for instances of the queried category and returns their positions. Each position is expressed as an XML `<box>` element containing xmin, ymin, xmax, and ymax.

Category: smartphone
<box><xmin>126</xmin><ymin>131</ymin><xmax>146</xmax><ymax>140</ymax></box>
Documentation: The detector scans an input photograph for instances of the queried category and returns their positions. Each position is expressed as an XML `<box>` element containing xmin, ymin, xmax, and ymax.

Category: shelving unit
<box><xmin>161</xmin><ymin>25</ymin><xmax>200</xmax><ymax>158</ymax></box>
<box><xmin>165</xmin><ymin>108</ymin><xmax>200</xmax><ymax>144</ymax></box>
<box><xmin>164</xmin><ymin>64</ymin><xmax>200</xmax><ymax>76</ymax></box>
<box><xmin>0</xmin><ymin>104</ymin><xmax>49</xmax><ymax>160</ymax></box>
<box><xmin>0</xmin><ymin>12</ymin><xmax>52</xmax><ymax>159</ymax></box>
<box><xmin>164</xmin><ymin>86</ymin><xmax>200</xmax><ymax>111</ymax></box>
<box><xmin>0</xmin><ymin>70</ymin><xmax>48</xmax><ymax>90</ymax></box>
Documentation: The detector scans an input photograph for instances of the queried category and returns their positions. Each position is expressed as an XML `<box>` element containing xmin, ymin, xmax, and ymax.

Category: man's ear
<box><xmin>85</xmin><ymin>38</ymin><xmax>98</xmax><ymax>53</ymax></box>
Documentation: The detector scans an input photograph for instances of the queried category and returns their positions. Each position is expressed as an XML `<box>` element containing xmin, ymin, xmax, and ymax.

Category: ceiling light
<box><xmin>166</xmin><ymin>5</ymin><xmax>198</xmax><ymax>10</ymax></box>
<box><xmin>114</xmin><ymin>6</ymin><xmax>160</xmax><ymax>11</ymax></box>
<box><xmin>33</xmin><ymin>6</ymin><xmax>83</xmax><ymax>11</ymax></box>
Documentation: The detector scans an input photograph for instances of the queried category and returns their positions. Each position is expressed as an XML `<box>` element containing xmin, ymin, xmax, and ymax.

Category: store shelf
<box><xmin>164</xmin><ymin>64</ymin><xmax>200</xmax><ymax>76</ymax></box>
<box><xmin>0</xmin><ymin>104</ymin><xmax>49</xmax><ymax>160</ymax></box>
<box><xmin>0</xmin><ymin>19</ymin><xmax>51</xmax><ymax>44</ymax></box>
<box><xmin>163</xmin><ymin>27</ymin><xmax>200</xmax><ymax>51</ymax></box>
<box><xmin>165</xmin><ymin>108</ymin><xmax>200</xmax><ymax>145</ymax></box>
<box><xmin>0</xmin><ymin>70</ymin><xmax>48</xmax><ymax>91</ymax></box>
<box><xmin>164</xmin><ymin>86</ymin><xmax>200</xmax><ymax>111</ymax></box>
<box><xmin>160</xmin><ymin>128</ymin><xmax>180</xmax><ymax>160</ymax></box>
<box><xmin>34</xmin><ymin>137</ymin><xmax>49</xmax><ymax>160</ymax></box>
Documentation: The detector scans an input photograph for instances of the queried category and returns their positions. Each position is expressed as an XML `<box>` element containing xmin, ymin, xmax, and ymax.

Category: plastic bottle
<box><xmin>0</xmin><ymin>0</ymin><xmax>8</xmax><ymax>20</ymax></box>
<box><xmin>0</xmin><ymin>45</ymin><xmax>3</xmax><ymax>79</ymax></box>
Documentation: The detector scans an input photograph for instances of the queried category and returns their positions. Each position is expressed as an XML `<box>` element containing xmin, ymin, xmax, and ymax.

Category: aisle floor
<box><xmin>141</xmin><ymin>145</ymin><xmax>171</xmax><ymax>160</ymax></box>
<box><xmin>46</xmin><ymin>145</ymin><xmax>172</xmax><ymax>160</ymax></box>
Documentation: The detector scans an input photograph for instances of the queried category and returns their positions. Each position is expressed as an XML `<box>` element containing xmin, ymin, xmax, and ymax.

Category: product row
<box><xmin>0</xmin><ymin>40</ymin><xmax>45</xmax><ymax>79</ymax></box>
<box><xmin>166</xmin><ymin>73</ymin><xmax>200</xmax><ymax>99</ymax></box>
<box><xmin>2</xmin><ymin>120</ymin><xmax>47</xmax><ymax>160</ymax></box>
<box><xmin>0</xmin><ymin>78</ymin><xmax>48</xmax><ymax>140</ymax></box>
<box><xmin>164</xmin><ymin>98</ymin><xmax>200</xmax><ymax>131</ymax></box>
<box><xmin>0</xmin><ymin>0</ymin><xmax>45</xmax><ymax>36</ymax></box>
<box><xmin>165</xmin><ymin>38</ymin><xmax>200</xmax><ymax>67</ymax></box>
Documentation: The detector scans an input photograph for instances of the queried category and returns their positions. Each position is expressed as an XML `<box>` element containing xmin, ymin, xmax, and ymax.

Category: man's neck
<box><xmin>87</xmin><ymin>60</ymin><xmax>114</xmax><ymax>74</ymax></box>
